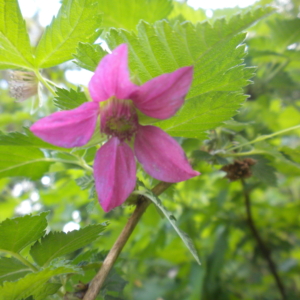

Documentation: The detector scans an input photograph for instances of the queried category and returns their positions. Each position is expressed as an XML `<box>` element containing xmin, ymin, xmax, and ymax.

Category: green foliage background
<box><xmin>0</xmin><ymin>0</ymin><xmax>300</xmax><ymax>299</ymax></box>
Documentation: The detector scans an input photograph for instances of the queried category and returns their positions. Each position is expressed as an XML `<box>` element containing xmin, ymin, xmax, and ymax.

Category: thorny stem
<box><xmin>82</xmin><ymin>181</ymin><xmax>172</xmax><ymax>300</ymax></box>
<box><xmin>241</xmin><ymin>179</ymin><xmax>287</xmax><ymax>300</ymax></box>
<box><xmin>0</xmin><ymin>250</ymin><xmax>38</xmax><ymax>272</ymax></box>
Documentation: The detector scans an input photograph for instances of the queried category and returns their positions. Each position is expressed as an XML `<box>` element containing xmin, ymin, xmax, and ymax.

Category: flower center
<box><xmin>100</xmin><ymin>97</ymin><xmax>138</xmax><ymax>141</ymax></box>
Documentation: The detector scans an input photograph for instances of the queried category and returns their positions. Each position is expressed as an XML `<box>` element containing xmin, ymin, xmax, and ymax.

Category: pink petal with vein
<box><xmin>134</xmin><ymin>125</ymin><xmax>200</xmax><ymax>182</ymax></box>
<box><xmin>132</xmin><ymin>66</ymin><xmax>193</xmax><ymax>119</ymax></box>
<box><xmin>30</xmin><ymin>102</ymin><xmax>99</xmax><ymax>148</ymax></box>
<box><xmin>89</xmin><ymin>44</ymin><xmax>138</xmax><ymax>102</ymax></box>
<box><xmin>94</xmin><ymin>137</ymin><xmax>136</xmax><ymax>212</ymax></box>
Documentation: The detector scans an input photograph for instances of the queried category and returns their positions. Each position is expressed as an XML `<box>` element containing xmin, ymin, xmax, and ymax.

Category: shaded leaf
<box><xmin>250</xmin><ymin>155</ymin><xmax>277</xmax><ymax>186</ymax></box>
<box><xmin>0</xmin><ymin>266</ymin><xmax>79</xmax><ymax>300</ymax></box>
<box><xmin>30</xmin><ymin>224</ymin><xmax>107</xmax><ymax>266</ymax></box>
<box><xmin>0</xmin><ymin>212</ymin><xmax>48</xmax><ymax>253</ymax></box>
<box><xmin>137</xmin><ymin>189</ymin><xmax>201</xmax><ymax>264</ymax></box>
<box><xmin>0</xmin><ymin>128</ymin><xmax>68</xmax><ymax>151</ymax></box>
<box><xmin>0</xmin><ymin>257</ymin><xmax>31</xmax><ymax>284</ymax></box>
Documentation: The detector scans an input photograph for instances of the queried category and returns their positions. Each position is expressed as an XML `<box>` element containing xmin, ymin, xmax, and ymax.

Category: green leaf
<box><xmin>168</xmin><ymin>1</ymin><xmax>206</xmax><ymax>24</ymax></box>
<box><xmin>0</xmin><ymin>212</ymin><xmax>48</xmax><ymax>253</ymax></box>
<box><xmin>54</xmin><ymin>87</ymin><xmax>88</xmax><ymax>110</ymax></box>
<box><xmin>255</xmin><ymin>142</ymin><xmax>300</xmax><ymax>168</ymax></box>
<box><xmin>34</xmin><ymin>283</ymin><xmax>62</xmax><ymax>300</ymax></box>
<box><xmin>0</xmin><ymin>266</ymin><xmax>78</xmax><ymax>300</ymax></box>
<box><xmin>107</xmin><ymin>6</ymin><xmax>274</xmax><ymax>139</ymax></box>
<box><xmin>136</xmin><ymin>189</ymin><xmax>201</xmax><ymax>264</ymax></box>
<box><xmin>267</xmin><ymin>18</ymin><xmax>300</xmax><ymax>52</ymax></box>
<box><xmin>75</xmin><ymin>174</ymin><xmax>94</xmax><ymax>190</ymax></box>
<box><xmin>0</xmin><ymin>128</ymin><xmax>67</xmax><ymax>151</ymax></box>
<box><xmin>250</xmin><ymin>155</ymin><xmax>277</xmax><ymax>186</ymax></box>
<box><xmin>30</xmin><ymin>224</ymin><xmax>107</xmax><ymax>266</ymax></box>
<box><xmin>0</xmin><ymin>257</ymin><xmax>31</xmax><ymax>284</ymax></box>
<box><xmin>0</xmin><ymin>0</ymin><xmax>34</xmax><ymax>69</ymax></box>
<box><xmin>73</xmin><ymin>42</ymin><xmax>108</xmax><ymax>71</ymax></box>
<box><xmin>98</xmin><ymin>0</ymin><xmax>173</xmax><ymax>32</ymax></box>
<box><xmin>34</xmin><ymin>0</ymin><xmax>102</xmax><ymax>68</ymax></box>
<box><xmin>0</xmin><ymin>146</ymin><xmax>52</xmax><ymax>179</ymax></box>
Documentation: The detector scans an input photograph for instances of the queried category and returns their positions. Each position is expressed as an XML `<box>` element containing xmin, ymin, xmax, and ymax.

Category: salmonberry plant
<box><xmin>0</xmin><ymin>0</ymin><xmax>299</xmax><ymax>300</ymax></box>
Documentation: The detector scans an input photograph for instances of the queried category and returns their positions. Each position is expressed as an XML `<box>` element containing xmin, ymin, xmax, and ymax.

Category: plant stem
<box><xmin>0</xmin><ymin>250</ymin><xmax>38</xmax><ymax>272</ymax></box>
<box><xmin>35</xmin><ymin>71</ymin><xmax>56</xmax><ymax>96</ymax></box>
<box><xmin>241</xmin><ymin>179</ymin><xmax>287</xmax><ymax>300</ymax></box>
<box><xmin>82</xmin><ymin>181</ymin><xmax>172</xmax><ymax>300</ymax></box>
<box><xmin>228</xmin><ymin>124</ymin><xmax>300</xmax><ymax>151</ymax></box>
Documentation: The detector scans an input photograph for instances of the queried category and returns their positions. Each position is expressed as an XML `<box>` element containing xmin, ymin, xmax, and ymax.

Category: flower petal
<box><xmin>30</xmin><ymin>102</ymin><xmax>99</xmax><ymax>148</ymax></box>
<box><xmin>89</xmin><ymin>44</ymin><xmax>138</xmax><ymax>102</ymax></box>
<box><xmin>134</xmin><ymin>125</ymin><xmax>200</xmax><ymax>182</ymax></box>
<box><xmin>94</xmin><ymin>137</ymin><xmax>136</xmax><ymax>212</ymax></box>
<box><xmin>132</xmin><ymin>66</ymin><xmax>193</xmax><ymax>119</ymax></box>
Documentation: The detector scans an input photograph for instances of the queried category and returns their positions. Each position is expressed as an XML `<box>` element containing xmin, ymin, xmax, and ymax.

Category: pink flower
<box><xmin>31</xmin><ymin>44</ymin><xmax>200</xmax><ymax>212</ymax></box>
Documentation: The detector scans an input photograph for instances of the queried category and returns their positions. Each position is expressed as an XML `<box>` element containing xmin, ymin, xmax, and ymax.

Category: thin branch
<box><xmin>228</xmin><ymin>124</ymin><xmax>300</xmax><ymax>151</ymax></box>
<box><xmin>241</xmin><ymin>179</ymin><xmax>287</xmax><ymax>300</ymax></box>
<box><xmin>83</xmin><ymin>181</ymin><xmax>172</xmax><ymax>300</ymax></box>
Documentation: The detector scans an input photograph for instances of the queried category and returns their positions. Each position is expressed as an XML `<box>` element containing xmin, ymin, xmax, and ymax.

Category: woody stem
<box><xmin>82</xmin><ymin>181</ymin><xmax>172</xmax><ymax>300</ymax></box>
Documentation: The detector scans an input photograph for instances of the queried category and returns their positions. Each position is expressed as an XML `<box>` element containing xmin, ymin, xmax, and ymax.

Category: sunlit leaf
<box><xmin>0</xmin><ymin>146</ymin><xmax>51</xmax><ymax>179</ymax></box>
<box><xmin>73</xmin><ymin>42</ymin><xmax>108</xmax><ymax>72</ymax></box>
<box><xmin>0</xmin><ymin>0</ymin><xmax>34</xmax><ymax>69</ymax></box>
<box><xmin>34</xmin><ymin>0</ymin><xmax>102</xmax><ymax>68</ymax></box>
<box><xmin>98</xmin><ymin>0</ymin><xmax>173</xmax><ymax>31</ymax></box>
<box><xmin>105</xmin><ymin>6</ymin><xmax>273</xmax><ymax>139</ymax></box>
<box><xmin>54</xmin><ymin>87</ymin><xmax>88</xmax><ymax>110</ymax></box>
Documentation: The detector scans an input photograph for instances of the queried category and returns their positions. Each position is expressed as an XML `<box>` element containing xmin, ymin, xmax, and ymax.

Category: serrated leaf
<box><xmin>106</xmin><ymin>6</ymin><xmax>273</xmax><ymax>139</ymax></box>
<box><xmin>30</xmin><ymin>224</ymin><xmax>107</xmax><ymax>266</ymax></box>
<box><xmin>136</xmin><ymin>190</ymin><xmax>201</xmax><ymax>264</ymax></box>
<box><xmin>75</xmin><ymin>175</ymin><xmax>94</xmax><ymax>190</ymax></box>
<box><xmin>0</xmin><ymin>257</ymin><xmax>31</xmax><ymax>284</ymax></box>
<box><xmin>250</xmin><ymin>155</ymin><xmax>277</xmax><ymax>186</ymax></box>
<box><xmin>98</xmin><ymin>0</ymin><xmax>173</xmax><ymax>32</ymax></box>
<box><xmin>0</xmin><ymin>266</ymin><xmax>78</xmax><ymax>300</ymax></box>
<box><xmin>0</xmin><ymin>0</ymin><xmax>34</xmax><ymax>69</ymax></box>
<box><xmin>0</xmin><ymin>146</ymin><xmax>51</xmax><ymax>179</ymax></box>
<box><xmin>0</xmin><ymin>128</ymin><xmax>68</xmax><ymax>151</ymax></box>
<box><xmin>54</xmin><ymin>87</ymin><xmax>88</xmax><ymax>110</ymax></box>
<box><xmin>73</xmin><ymin>42</ymin><xmax>108</xmax><ymax>71</ymax></box>
<box><xmin>0</xmin><ymin>212</ymin><xmax>48</xmax><ymax>253</ymax></box>
<box><xmin>34</xmin><ymin>0</ymin><xmax>102</xmax><ymax>68</ymax></box>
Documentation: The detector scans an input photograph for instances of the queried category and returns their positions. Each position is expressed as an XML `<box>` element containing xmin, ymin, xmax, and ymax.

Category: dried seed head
<box><xmin>9</xmin><ymin>70</ymin><xmax>38</xmax><ymax>102</ymax></box>
<box><xmin>221</xmin><ymin>158</ymin><xmax>257</xmax><ymax>181</ymax></box>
